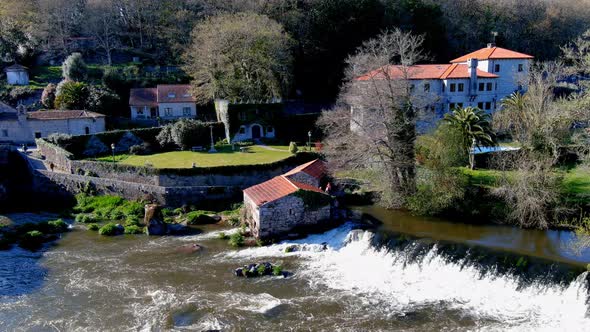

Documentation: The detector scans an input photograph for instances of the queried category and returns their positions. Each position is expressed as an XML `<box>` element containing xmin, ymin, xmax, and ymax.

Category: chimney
<box><xmin>487</xmin><ymin>43</ymin><xmax>495</xmax><ymax>48</ymax></box>
<box><xmin>467</xmin><ymin>58</ymin><xmax>478</xmax><ymax>95</ymax></box>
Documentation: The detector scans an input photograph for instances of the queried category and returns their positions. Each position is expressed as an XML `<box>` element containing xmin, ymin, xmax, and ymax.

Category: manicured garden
<box><xmin>95</xmin><ymin>145</ymin><xmax>292</xmax><ymax>168</ymax></box>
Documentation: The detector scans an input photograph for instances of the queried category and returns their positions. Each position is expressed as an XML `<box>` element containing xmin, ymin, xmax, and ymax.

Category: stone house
<box><xmin>4</xmin><ymin>64</ymin><xmax>29</xmax><ymax>85</ymax></box>
<box><xmin>129</xmin><ymin>85</ymin><xmax>197</xmax><ymax>120</ymax></box>
<box><xmin>243</xmin><ymin>159</ymin><xmax>331</xmax><ymax>239</ymax></box>
<box><xmin>0</xmin><ymin>103</ymin><xmax>106</xmax><ymax>144</ymax></box>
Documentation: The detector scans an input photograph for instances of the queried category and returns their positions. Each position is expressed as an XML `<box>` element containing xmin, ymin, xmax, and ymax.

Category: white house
<box><xmin>0</xmin><ymin>103</ymin><xmax>106</xmax><ymax>144</ymax></box>
<box><xmin>129</xmin><ymin>85</ymin><xmax>197</xmax><ymax>120</ymax></box>
<box><xmin>353</xmin><ymin>44</ymin><xmax>534</xmax><ymax>121</ymax></box>
<box><xmin>4</xmin><ymin>64</ymin><xmax>29</xmax><ymax>86</ymax></box>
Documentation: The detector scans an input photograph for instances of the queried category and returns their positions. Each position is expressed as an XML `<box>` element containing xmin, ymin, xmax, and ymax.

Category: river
<box><xmin>0</xmin><ymin>207</ymin><xmax>589</xmax><ymax>331</ymax></box>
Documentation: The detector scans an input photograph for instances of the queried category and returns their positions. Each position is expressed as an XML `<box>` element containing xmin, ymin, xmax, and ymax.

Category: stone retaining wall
<box><xmin>32</xmin><ymin>170</ymin><xmax>236</xmax><ymax>206</ymax></box>
<box><xmin>36</xmin><ymin>139</ymin><xmax>72</xmax><ymax>172</ymax></box>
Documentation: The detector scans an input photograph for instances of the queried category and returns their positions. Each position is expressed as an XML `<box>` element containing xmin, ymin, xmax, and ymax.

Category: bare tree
<box><xmin>318</xmin><ymin>28</ymin><xmax>435</xmax><ymax>208</ymax></box>
<box><xmin>494</xmin><ymin>62</ymin><xmax>572</xmax><ymax>159</ymax></box>
<box><xmin>492</xmin><ymin>151</ymin><xmax>564</xmax><ymax>229</ymax></box>
<box><xmin>85</xmin><ymin>0</ymin><xmax>122</xmax><ymax>65</ymax></box>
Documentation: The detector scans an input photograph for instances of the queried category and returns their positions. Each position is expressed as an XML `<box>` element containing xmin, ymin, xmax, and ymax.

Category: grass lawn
<box><xmin>94</xmin><ymin>145</ymin><xmax>292</xmax><ymax>168</ymax></box>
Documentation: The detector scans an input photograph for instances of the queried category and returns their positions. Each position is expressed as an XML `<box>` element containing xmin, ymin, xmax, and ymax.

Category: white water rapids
<box><xmin>1</xmin><ymin>222</ymin><xmax>589</xmax><ymax>331</ymax></box>
<box><xmin>224</xmin><ymin>223</ymin><xmax>590</xmax><ymax>331</ymax></box>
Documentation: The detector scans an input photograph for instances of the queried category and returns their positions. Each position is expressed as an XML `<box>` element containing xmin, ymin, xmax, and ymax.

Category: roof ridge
<box><xmin>281</xmin><ymin>175</ymin><xmax>300</xmax><ymax>191</ymax></box>
<box><xmin>440</xmin><ymin>63</ymin><xmax>457</xmax><ymax>79</ymax></box>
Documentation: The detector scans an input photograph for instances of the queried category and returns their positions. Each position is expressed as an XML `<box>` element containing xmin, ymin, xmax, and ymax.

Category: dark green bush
<box><xmin>185</xmin><ymin>211</ymin><xmax>217</xmax><ymax>225</ymax></box>
<box><xmin>87</xmin><ymin>223</ymin><xmax>100</xmax><ymax>231</ymax></box>
<box><xmin>75</xmin><ymin>213</ymin><xmax>99</xmax><ymax>223</ymax></box>
<box><xmin>47</xmin><ymin>219</ymin><xmax>68</xmax><ymax>233</ymax></box>
<box><xmin>124</xmin><ymin>225</ymin><xmax>144</xmax><ymax>234</ymax></box>
<box><xmin>98</xmin><ymin>223</ymin><xmax>121</xmax><ymax>236</ymax></box>
<box><xmin>228</xmin><ymin>233</ymin><xmax>245</xmax><ymax>247</ymax></box>
<box><xmin>272</xmin><ymin>265</ymin><xmax>283</xmax><ymax>276</ymax></box>
<box><xmin>20</xmin><ymin>230</ymin><xmax>45</xmax><ymax>249</ymax></box>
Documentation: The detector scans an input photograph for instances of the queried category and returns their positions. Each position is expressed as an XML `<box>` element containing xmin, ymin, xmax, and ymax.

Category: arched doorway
<box><xmin>251</xmin><ymin>125</ymin><xmax>261</xmax><ymax>139</ymax></box>
<box><xmin>85</xmin><ymin>126</ymin><xmax>90</xmax><ymax>135</ymax></box>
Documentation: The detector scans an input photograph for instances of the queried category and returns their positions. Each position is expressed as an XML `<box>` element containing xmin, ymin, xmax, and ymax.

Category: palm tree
<box><xmin>443</xmin><ymin>106</ymin><xmax>496</xmax><ymax>169</ymax></box>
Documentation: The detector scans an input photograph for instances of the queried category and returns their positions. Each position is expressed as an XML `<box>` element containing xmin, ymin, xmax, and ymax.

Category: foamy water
<box><xmin>226</xmin><ymin>225</ymin><xmax>590</xmax><ymax>331</ymax></box>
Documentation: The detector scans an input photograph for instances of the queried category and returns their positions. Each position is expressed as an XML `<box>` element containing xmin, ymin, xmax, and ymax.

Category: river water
<box><xmin>1</xmin><ymin>208</ymin><xmax>590</xmax><ymax>331</ymax></box>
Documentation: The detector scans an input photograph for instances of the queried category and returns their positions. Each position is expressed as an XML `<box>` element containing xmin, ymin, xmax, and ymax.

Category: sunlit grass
<box><xmin>94</xmin><ymin>145</ymin><xmax>292</xmax><ymax>168</ymax></box>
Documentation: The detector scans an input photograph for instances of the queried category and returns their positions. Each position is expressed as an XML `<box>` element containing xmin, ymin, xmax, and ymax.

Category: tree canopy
<box><xmin>183</xmin><ymin>12</ymin><xmax>293</xmax><ymax>104</ymax></box>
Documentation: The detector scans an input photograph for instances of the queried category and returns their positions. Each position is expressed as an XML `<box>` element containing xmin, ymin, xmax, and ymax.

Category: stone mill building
<box><xmin>243</xmin><ymin>159</ymin><xmax>332</xmax><ymax>239</ymax></box>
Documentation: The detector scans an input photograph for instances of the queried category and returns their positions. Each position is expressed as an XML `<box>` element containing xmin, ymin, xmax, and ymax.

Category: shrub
<box><xmin>272</xmin><ymin>265</ymin><xmax>283</xmax><ymax>276</ymax></box>
<box><xmin>157</xmin><ymin>119</ymin><xmax>211</xmax><ymax>150</ymax></box>
<box><xmin>46</xmin><ymin>133</ymin><xmax>72</xmax><ymax>146</ymax></box>
<box><xmin>86</xmin><ymin>85</ymin><xmax>120</xmax><ymax>116</ymax></box>
<box><xmin>129</xmin><ymin>144</ymin><xmax>150</xmax><ymax>155</ymax></box>
<box><xmin>228</xmin><ymin>233</ymin><xmax>245</xmax><ymax>247</ymax></box>
<box><xmin>47</xmin><ymin>219</ymin><xmax>68</xmax><ymax>233</ymax></box>
<box><xmin>98</xmin><ymin>223</ymin><xmax>121</xmax><ymax>236</ymax></box>
<box><xmin>75</xmin><ymin>214</ymin><xmax>99</xmax><ymax>223</ymax></box>
<box><xmin>408</xmin><ymin>168</ymin><xmax>469</xmax><ymax>216</ymax></box>
<box><xmin>256</xmin><ymin>264</ymin><xmax>267</xmax><ymax>276</ymax></box>
<box><xmin>124</xmin><ymin>225</ymin><xmax>144</xmax><ymax>234</ymax></box>
<box><xmin>289</xmin><ymin>141</ymin><xmax>298</xmax><ymax>154</ymax></box>
<box><xmin>87</xmin><ymin>223</ymin><xmax>100</xmax><ymax>231</ymax></box>
<box><xmin>41</xmin><ymin>83</ymin><xmax>57</xmax><ymax>108</ymax></box>
<box><xmin>54</xmin><ymin>80</ymin><xmax>89</xmax><ymax>110</ymax></box>
<box><xmin>62</xmin><ymin>52</ymin><xmax>88</xmax><ymax>81</ymax></box>
<box><xmin>185</xmin><ymin>211</ymin><xmax>217</xmax><ymax>225</ymax></box>
<box><xmin>20</xmin><ymin>231</ymin><xmax>45</xmax><ymax>249</ymax></box>
<box><xmin>217</xmin><ymin>232</ymin><xmax>229</xmax><ymax>240</ymax></box>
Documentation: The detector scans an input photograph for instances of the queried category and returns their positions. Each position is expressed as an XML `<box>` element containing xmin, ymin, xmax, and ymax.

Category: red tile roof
<box><xmin>129</xmin><ymin>88</ymin><xmax>157</xmax><ymax>106</ymax></box>
<box><xmin>451</xmin><ymin>47</ymin><xmax>534</xmax><ymax>63</ymax></box>
<box><xmin>440</xmin><ymin>63</ymin><xmax>498</xmax><ymax>79</ymax></box>
<box><xmin>356</xmin><ymin>64</ymin><xmax>498</xmax><ymax>81</ymax></box>
<box><xmin>27</xmin><ymin>110</ymin><xmax>105</xmax><ymax>120</ymax></box>
<box><xmin>244</xmin><ymin>176</ymin><xmax>299</xmax><ymax>206</ymax></box>
<box><xmin>284</xmin><ymin>159</ymin><xmax>326</xmax><ymax>179</ymax></box>
<box><xmin>157</xmin><ymin>85</ymin><xmax>196</xmax><ymax>103</ymax></box>
<box><xmin>244</xmin><ymin>159</ymin><xmax>328</xmax><ymax>207</ymax></box>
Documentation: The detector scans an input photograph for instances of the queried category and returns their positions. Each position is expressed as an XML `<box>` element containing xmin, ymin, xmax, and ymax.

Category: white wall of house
<box><xmin>0</xmin><ymin>116</ymin><xmax>105</xmax><ymax>144</ymax></box>
<box><xmin>232</xmin><ymin>123</ymin><xmax>275</xmax><ymax>142</ymax></box>
<box><xmin>0</xmin><ymin>119</ymin><xmax>30</xmax><ymax>143</ymax></box>
<box><xmin>6</xmin><ymin>71</ymin><xmax>29</xmax><ymax>85</ymax></box>
<box><xmin>130</xmin><ymin>106</ymin><xmax>157</xmax><ymax>119</ymax></box>
<box><xmin>158</xmin><ymin>103</ymin><xmax>197</xmax><ymax>119</ymax></box>
<box><xmin>28</xmin><ymin>118</ymin><xmax>106</xmax><ymax>138</ymax></box>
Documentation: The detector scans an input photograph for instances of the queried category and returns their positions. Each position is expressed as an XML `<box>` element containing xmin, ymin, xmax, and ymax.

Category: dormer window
<box><xmin>168</xmin><ymin>92</ymin><xmax>176</xmax><ymax>98</ymax></box>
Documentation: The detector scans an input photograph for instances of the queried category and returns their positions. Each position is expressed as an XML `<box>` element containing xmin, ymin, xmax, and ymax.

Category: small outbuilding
<box><xmin>4</xmin><ymin>64</ymin><xmax>29</xmax><ymax>86</ymax></box>
<box><xmin>243</xmin><ymin>159</ymin><xmax>331</xmax><ymax>239</ymax></box>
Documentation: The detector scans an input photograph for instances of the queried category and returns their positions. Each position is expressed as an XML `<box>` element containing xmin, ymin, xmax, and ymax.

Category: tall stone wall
<box><xmin>32</xmin><ymin>170</ymin><xmax>235</xmax><ymax>206</ymax></box>
<box><xmin>35</xmin><ymin>139</ymin><xmax>73</xmax><ymax>172</ymax></box>
<box><xmin>70</xmin><ymin>160</ymin><xmax>159</xmax><ymax>185</ymax></box>
<box><xmin>253</xmin><ymin>195</ymin><xmax>331</xmax><ymax>239</ymax></box>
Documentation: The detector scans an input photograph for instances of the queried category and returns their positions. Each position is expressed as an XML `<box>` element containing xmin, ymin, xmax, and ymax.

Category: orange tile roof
<box><xmin>244</xmin><ymin>159</ymin><xmax>328</xmax><ymax>207</ymax></box>
<box><xmin>440</xmin><ymin>63</ymin><xmax>498</xmax><ymax>79</ymax></box>
<box><xmin>284</xmin><ymin>159</ymin><xmax>326</xmax><ymax>179</ymax></box>
<box><xmin>356</xmin><ymin>64</ymin><xmax>497</xmax><ymax>81</ymax></box>
<box><xmin>129</xmin><ymin>88</ymin><xmax>157</xmax><ymax>106</ymax></box>
<box><xmin>157</xmin><ymin>85</ymin><xmax>196</xmax><ymax>103</ymax></box>
<box><xmin>451</xmin><ymin>47</ymin><xmax>534</xmax><ymax>63</ymax></box>
<box><xmin>244</xmin><ymin>176</ymin><xmax>298</xmax><ymax>206</ymax></box>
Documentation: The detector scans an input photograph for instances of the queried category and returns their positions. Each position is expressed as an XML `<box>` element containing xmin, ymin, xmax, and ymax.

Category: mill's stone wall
<box><xmin>246</xmin><ymin>194</ymin><xmax>331</xmax><ymax>239</ymax></box>
<box><xmin>285</xmin><ymin>172</ymin><xmax>320</xmax><ymax>188</ymax></box>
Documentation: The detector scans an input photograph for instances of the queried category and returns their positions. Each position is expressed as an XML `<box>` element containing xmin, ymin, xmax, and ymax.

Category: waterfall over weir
<box><xmin>227</xmin><ymin>223</ymin><xmax>590</xmax><ymax>331</ymax></box>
